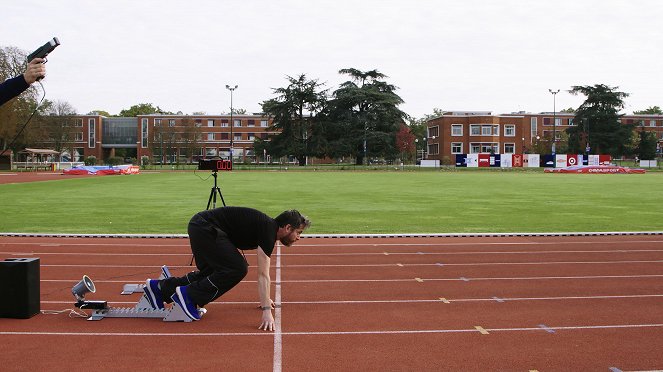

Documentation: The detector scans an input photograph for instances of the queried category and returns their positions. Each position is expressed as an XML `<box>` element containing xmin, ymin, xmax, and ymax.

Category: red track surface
<box><xmin>1</xmin><ymin>234</ymin><xmax>663</xmax><ymax>371</ymax></box>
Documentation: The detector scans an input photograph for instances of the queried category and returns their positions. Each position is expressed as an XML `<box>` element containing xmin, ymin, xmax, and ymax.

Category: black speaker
<box><xmin>0</xmin><ymin>258</ymin><xmax>40</xmax><ymax>319</ymax></box>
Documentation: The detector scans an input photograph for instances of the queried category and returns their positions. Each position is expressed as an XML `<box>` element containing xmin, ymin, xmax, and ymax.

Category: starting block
<box><xmin>121</xmin><ymin>265</ymin><xmax>171</xmax><ymax>295</ymax></box>
<box><xmin>79</xmin><ymin>265</ymin><xmax>206</xmax><ymax>322</ymax></box>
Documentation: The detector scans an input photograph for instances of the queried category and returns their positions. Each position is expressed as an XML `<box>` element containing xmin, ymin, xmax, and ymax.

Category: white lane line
<box><xmin>272</xmin><ymin>274</ymin><xmax>663</xmax><ymax>283</ymax></box>
<box><xmin>281</xmin><ymin>259</ymin><xmax>663</xmax><ymax>267</ymax></box>
<box><xmin>273</xmin><ymin>243</ymin><xmax>282</xmax><ymax>372</ymax></box>
<box><xmin>39</xmin><ymin>294</ymin><xmax>663</xmax><ymax>307</ymax></box>
<box><xmin>2</xmin><ymin>323</ymin><xmax>662</xmax><ymax>337</ymax></box>
<box><xmin>39</xmin><ymin>274</ymin><xmax>663</xmax><ymax>285</ymax></box>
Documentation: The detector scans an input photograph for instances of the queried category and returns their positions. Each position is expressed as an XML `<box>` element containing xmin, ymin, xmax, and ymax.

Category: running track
<box><xmin>1</xmin><ymin>234</ymin><xmax>663</xmax><ymax>371</ymax></box>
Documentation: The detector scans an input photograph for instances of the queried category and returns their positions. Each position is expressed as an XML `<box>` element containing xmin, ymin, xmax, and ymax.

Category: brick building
<box><xmin>56</xmin><ymin>113</ymin><xmax>274</xmax><ymax>164</ymax></box>
<box><xmin>425</xmin><ymin>111</ymin><xmax>663</xmax><ymax>163</ymax></box>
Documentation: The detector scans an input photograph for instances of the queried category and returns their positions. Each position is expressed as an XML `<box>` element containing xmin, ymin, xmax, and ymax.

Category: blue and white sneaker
<box><xmin>143</xmin><ymin>279</ymin><xmax>164</xmax><ymax>310</ymax></box>
<box><xmin>172</xmin><ymin>286</ymin><xmax>201</xmax><ymax>321</ymax></box>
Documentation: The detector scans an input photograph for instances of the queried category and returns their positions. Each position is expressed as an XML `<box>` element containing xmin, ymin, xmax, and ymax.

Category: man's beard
<box><xmin>279</xmin><ymin>236</ymin><xmax>294</xmax><ymax>246</ymax></box>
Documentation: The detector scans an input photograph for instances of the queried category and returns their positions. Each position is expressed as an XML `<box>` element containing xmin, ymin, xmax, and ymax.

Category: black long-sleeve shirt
<box><xmin>0</xmin><ymin>75</ymin><xmax>30</xmax><ymax>106</ymax></box>
<box><xmin>195</xmin><ymin>207</ymin><xmax>278</xmax><ymax>256</ymax></box>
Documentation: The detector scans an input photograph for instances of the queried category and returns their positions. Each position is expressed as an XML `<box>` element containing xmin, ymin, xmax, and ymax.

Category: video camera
<box><xmin>27</xmin><ymin>37</ymin><xmax>60</xmax><ymax>63</ymax></box>
<box><xmin>198</xmin><ymin>158</ymin><xmax>232</xmax><ymax>171</ymax></box>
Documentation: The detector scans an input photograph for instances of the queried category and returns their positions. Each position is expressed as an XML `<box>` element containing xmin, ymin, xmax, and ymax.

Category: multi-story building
<box><xmin>425</xmin><ymin>111</ymin><xmax>663</xmax><ymax>163</ymax></box>
<box><xmin>56</xmin><ymin>114</ymin><xmax>274</xmax><ymax>164</ymax></box>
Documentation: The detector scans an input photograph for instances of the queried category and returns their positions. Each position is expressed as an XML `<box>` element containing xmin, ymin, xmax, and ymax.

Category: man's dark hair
<box><xmin>275</xmin><ymin>210</ymin><xmax>311</xmax><ymax>230</ymax></box>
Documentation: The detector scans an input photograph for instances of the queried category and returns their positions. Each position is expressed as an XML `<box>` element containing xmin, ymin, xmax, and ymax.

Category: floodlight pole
<box><xmin>549</xmin><ymin>89</ymin><xmax>560</xmax><ymax>156</ymax></box>
<box><xmin>225</xmin><ymin>84</ymin><xmax>238</xmax><ymax>167</ymax></box>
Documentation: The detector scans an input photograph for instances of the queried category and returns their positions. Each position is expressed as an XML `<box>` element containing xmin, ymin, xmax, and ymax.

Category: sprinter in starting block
<box><xmin>75</xmin><ymin>265</ymin><xmax>205</xmax><ymax>322</ymax></box>
<box><xmin>142</xmin><ymin>207</ymin><xmax>310</xmax><ymax>328</ymax></box>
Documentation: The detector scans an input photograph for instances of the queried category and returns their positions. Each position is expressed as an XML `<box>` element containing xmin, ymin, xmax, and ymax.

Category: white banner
<box><xmin>526</xmin><ymin>154</ymin><xmax>540</xmax><ymax>168</ymax></box>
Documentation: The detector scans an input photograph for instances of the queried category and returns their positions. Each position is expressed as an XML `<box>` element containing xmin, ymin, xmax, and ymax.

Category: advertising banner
<box><xmin>526</xmin><ymin>154</ymin><xmax>540</xmax><ymax>168</ymax></box>
<box><xmin>455</xmin><ymin>154</ymin><xmax>467</xmax><ymax>167</ymax></box>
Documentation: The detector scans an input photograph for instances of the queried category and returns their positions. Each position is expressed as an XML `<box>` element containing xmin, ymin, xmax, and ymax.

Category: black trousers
<box><xmin>160</xmin><ymin>214</ymin><xmax>248</xmax><ymax>307</ymax></box>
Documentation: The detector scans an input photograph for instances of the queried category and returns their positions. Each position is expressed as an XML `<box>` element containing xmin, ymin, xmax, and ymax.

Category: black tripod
<box><xmin>191</xmin><ymin>171</ymin><xmax>227</xmax><ymax>266</ymax></box>
<box><xmin>206</xmin><ymin>171</ymin><xmax>226</xmax><ymax>210</ymax></box>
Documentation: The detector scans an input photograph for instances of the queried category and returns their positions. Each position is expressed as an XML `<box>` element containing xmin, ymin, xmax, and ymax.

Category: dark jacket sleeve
<box><xmin>0</xmin><ymin>75</ymin><xmax>30</xmax><ymax>106</ymax></box>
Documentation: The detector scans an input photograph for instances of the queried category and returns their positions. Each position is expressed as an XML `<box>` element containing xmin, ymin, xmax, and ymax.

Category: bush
<box><xmin>107</xmin><ymin>156</ymin><xmax>123</xmax><ymax>166</ymax></box>
<box><xmin>84</xmin><ymin>156</ymin><xmax>97</xmax><ymax>166</ymax></box>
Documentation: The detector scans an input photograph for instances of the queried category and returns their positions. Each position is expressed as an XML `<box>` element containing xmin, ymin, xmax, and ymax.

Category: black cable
<box><xmin>0</xmin><ymin>81</ymin><xmax>46</xmax><ymax>159</ymax></box>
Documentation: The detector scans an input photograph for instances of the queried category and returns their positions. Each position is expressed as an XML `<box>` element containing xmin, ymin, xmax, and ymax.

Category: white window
<box><xmin>427</xmin><ymin>143</ymin><xmax>439</xmax><ymax>155</ymax></box>
<box><xmin>75</xmin><ymin>119</ymin><xmax>83</xmax><ymax>127</ymax></box>
<box><xmin>207</xmin><ymin>133</ymin><xmax>215</xmax><ymax>141</ymax></box>
<box><xmin>568</xmin><ymin>118</ymin><xmax>575</xmax><ymax>126</ymax></box>
<box><xmin>88</xmin><ymin>119</ymin><xmax>96</xmax><ymax>148</ymax></box>
<box><xmin>207</xmin><ymin>119</ymin><xmax>214</xmax><ymax>127</ymax></box>
<box><xmin>504</xmin><ymin>125</ymin><xmax>515</xmax><ymax>137</ymax></box>
<box><xmin>221</xmin><ymin>121</ymin><xmax>229</xmax><ymax>128</ymax></box>
<box><xmin>260</xmin><ymin>120</ymin><xmax>268</xmax><ymax>127</ymax></box>
<box><xmin>470</xmin><ymin>125</ymin><xmax>481</xmax><ymax>136</ymax></box>
<box><xmin>428</xmin><ymin>126</ymin><xmax>439</xmax><ymax>138</ymax></box>
<box><xmin>141</xmin><ymin>118</ymin><xmax>148</xmax><ymax>148</ymax></box>
<box><xmin>555</xmin><ymin>118</ymin><xmax>562</xmax><ymax>126</ymax></box>
<box><xmin>75</xmin><ymin>132</ymin><xmax>84</xmax><ymax>141</ymax></box>
<box><xmin>169</xmin><ymin>119</ymin><xmax>176</xmax><ymax>127</ymax></box>
<box><xmin>451</xmin><ymin>142</ymin><xmax>463</xmax><ymax>154</ymax></box>
<box><xmin>481</xmin><ymin>125</ymin><xmax>497</xmax><ymax>136</ymax></box>
<box><xmin>234</xmin><ymin>134</ymin><xmax>242</xmax><ymax>141</ymax></box>
<box><xmin>451</xmin><ymin>124</ymin><xmax>463</xmax><ymax>136</ymax></box>
<box><xmin>234</xmin><ymin>119</ymin><xmax>241</xmax><ymax>127</ymax></box>
<box><xmin>482</xmin><ymin>143</ymin><xmax>498</xmax><ymax>153</ymax></box>
<box><xmin>470</xmin><ymin>143</ymin><xmax>498</xmax><ymax>153</ymax></box>
<box><xmin>651</xmin><ymin>120</ymin><xmax>657</xmax><ymax>127</ymax></box>
<box><xmin>504</xmin><ymin>143</ymin><xmax>515</xmax><ymax>153</ymax></box>
<box><xmin>530</xmin><ymin>117</ymin><xmax>538</xmax><ymax>137</ymax></box>
<box><xmin>154</xmin><ymin>119</ymin><xmax>161</xmax><ymax>127</ymax></box>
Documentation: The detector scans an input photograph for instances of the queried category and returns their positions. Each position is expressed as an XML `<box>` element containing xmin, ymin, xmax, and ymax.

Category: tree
<box><xmin>566</xmin><ymin>84</ymin><xmax>632</xmax><ymax>157</ymax></box>
<box><xmin>260</xmin><ymin>74</ymin><xmax>327</xmax><ymax>166</ymax></box>
<box><xmin>633</xmin><ymin>106</ymin><xmax>662</xmax><ymax>115</ymax></box>
<box><xmin>325</xmin><ymin>68</ymin><xmax>406</xmax><ymax>165</ymax></box>
<box><xmin>179</xmin><ymin>117</ymin><xmax>203</xmax><ymax>163</ymax></box>
<box><xmin>636</xmin><ymin>125</ymin><xmax>658</xmax><ymax>160</ymax></box>
<box><xmin>86</xmin><ymin>110</ymin><xmax>112</xmax><ymax>116</ymax></box>
<box><xmin>0</xmin><ymin>45</ymin><xmax>42</xmax><ymax>154</ymax></box>
<box><xmin>409</xmin><ymin>108</ymin><xmax>444</xmax><ymax>161</ymax></box>
<box><xmin>119</xmin><ymin>103</ymin><xmax>172</xmax><ymax>117</ymax></box>
<box><xmin>395</xmin><ymin>123</ymin><xmax>416</xmax><ymax>162</ymax></box>
<box><xmin>34</xmin><ymin>100</ymin><xmax>78</xmax><ymax>157</ymax></box>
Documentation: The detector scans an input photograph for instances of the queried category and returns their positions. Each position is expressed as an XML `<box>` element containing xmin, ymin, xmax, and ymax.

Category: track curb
<box><xmin>1</xmin><ymin>231</ymin><xmax>663</xmax><ymax>239</ymax></box>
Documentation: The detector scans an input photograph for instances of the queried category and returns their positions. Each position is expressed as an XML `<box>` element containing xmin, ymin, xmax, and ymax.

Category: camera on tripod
<box><xmin>198</xmin><ymin>158</ymin><xmax>232</xmax><ymax>172</ymax></box>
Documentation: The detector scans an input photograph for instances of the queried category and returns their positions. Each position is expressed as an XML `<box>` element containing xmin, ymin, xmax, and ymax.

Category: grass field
<box><xmin>1</xmin><ymin>170</ymin><xmax>662</xmax><ymax>234</ymax></box>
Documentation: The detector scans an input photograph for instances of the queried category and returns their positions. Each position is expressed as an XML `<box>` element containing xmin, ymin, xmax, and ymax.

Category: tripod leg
<box><xmin>207</xmin><ymin>188</ymin><xmax>215</xmax><ymax>210</ymax></box>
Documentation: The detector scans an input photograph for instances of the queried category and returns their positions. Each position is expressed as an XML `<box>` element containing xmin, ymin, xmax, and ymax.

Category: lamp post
<box><xmin>225</xmin><ymin>84</ymin><xmax>238</xmax><ymax>165</ymax></box>
<box><xmin>521</xmin><ymin>137</ymin><xmax>525</xmax><ymax>154</ymax></box>
<box><xmin>548</xmin><ymin>89</ymin><xmax>560</xmax><ymax>155</ymax></box>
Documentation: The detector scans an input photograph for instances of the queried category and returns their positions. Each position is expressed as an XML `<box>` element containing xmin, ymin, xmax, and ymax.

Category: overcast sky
<box><xmin>3</xmin><ymin>0</ymin><xmax>661</xmax><ymax>118</ymax></box>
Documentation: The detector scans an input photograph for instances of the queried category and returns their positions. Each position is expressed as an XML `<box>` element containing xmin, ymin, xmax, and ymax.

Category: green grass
<box><xmin>1</xmin><ymin>170</ymin><xmax>663</xmax><ymax>234</ymax></box>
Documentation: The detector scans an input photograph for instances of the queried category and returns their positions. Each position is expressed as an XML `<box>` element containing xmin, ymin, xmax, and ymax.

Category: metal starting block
<box><xmin>121</xmin><ymin>265</ymin><xmax>172</xmax><ymax>295</ymax></box>
<box><xmin>86</xmin><ymin>300</ymin><xmax>206</xmax><ymax>322</ymax></box>
<box><xmin>82</xmin><ymin>265</ymin><xmax>206</xmax><ymax>322</ymax></box>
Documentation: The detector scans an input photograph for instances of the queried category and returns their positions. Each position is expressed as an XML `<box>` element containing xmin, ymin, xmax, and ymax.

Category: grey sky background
<box><xmin>3</xmin><ymin>0</ymin><xmax>660</xmax><ymax>118</ymax></box>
